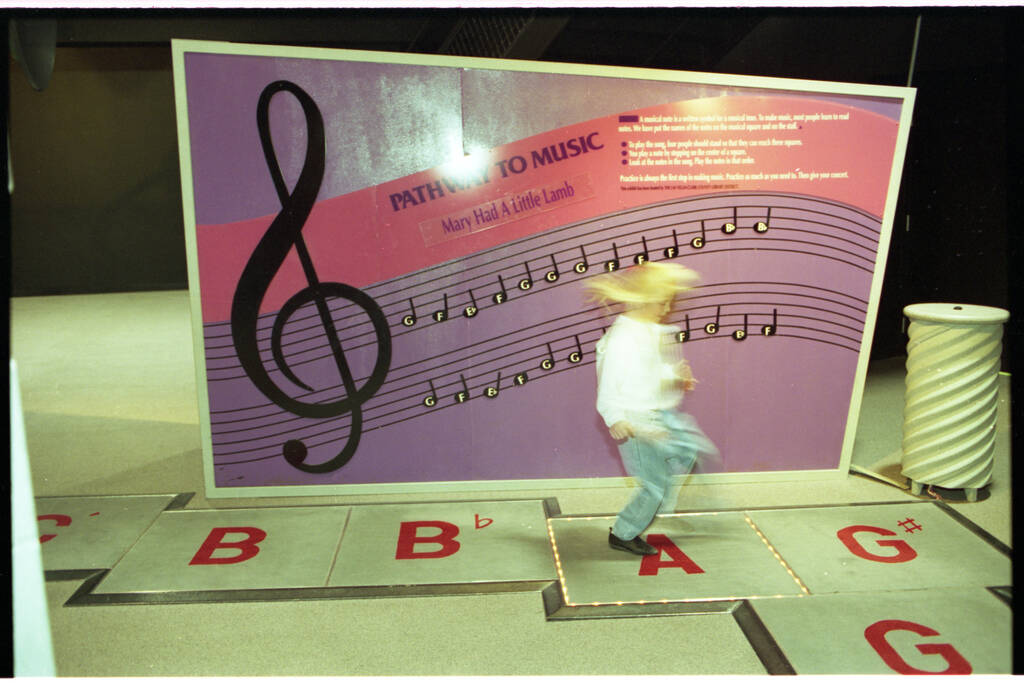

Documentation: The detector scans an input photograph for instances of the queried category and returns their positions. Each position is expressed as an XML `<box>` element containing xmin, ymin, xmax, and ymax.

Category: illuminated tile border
<box><xmin>545</xmin><ymin>512</ymin><xmax>809</xmax><ymax>612</ymax></box>
<box><xmin>545</xmin><ymin>516</ymin><xmax>571</xmax><ymax>607</ymax></box>
<box><xmin>58</xmin><ymin>497</ymin><xmax>1004</xmax><ymax>673</ymax></box>
<box><xmin>545</xmin><ymin>514</ymin><xmax>752</xmax><ymax>609</ymax></box>
<box><xmin>540</xmin><ymin>500</ymin><xmax>1010</xmax><ymax>623</ymax></box>
<box><xmin>742</xmin><ymin>513</ymin><xmax>811</xmax><ymax>596</ymax></box>
<box><xmin>51</xmin><ymin>494</ymin><xmax>1009</xmax><ymax>636</ymax></box>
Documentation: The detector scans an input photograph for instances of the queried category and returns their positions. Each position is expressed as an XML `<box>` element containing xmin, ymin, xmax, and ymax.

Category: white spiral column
<box><xmin>901</xmin><ymin>303</ymin><xmax>1009</xmax><ymax>501</ymax></box>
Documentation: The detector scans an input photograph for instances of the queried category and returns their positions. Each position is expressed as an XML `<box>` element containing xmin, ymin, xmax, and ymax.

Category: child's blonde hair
<box><xmin>583</xmin><ymin>261</ymin><xmax>700</xmax><ymax>307</ymax></box>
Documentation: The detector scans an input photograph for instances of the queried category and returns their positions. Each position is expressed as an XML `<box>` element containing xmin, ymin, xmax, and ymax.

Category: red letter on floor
<box><xmin>638</xmin><ymin>533</ymin><xmax>705</xmax><ymax>575</ymax></box>
<box><xmin>38</xmin><ymin>513</ymin><xmax>72</xmax><ymax>543</ymax></box>
<box><xmin>395</xmin><ymin>521</ymin><xmax>461</xmax><ymax>559</ymax></box>
<box><xmin>865</xmin><ymin>619</ymin><xmax>972</xmax><ymax>674</ymax></box>
<box><xmin>190</xmin><ymin>526</ymin><xmax>267</xmax><ymax>565</ymax></box>
<box><xmin>837</xmin><ymin>525</ymin><xmax>917</xmax><ymax>563</ymax></box>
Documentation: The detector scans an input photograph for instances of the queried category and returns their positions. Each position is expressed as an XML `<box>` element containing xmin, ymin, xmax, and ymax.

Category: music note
<box><xmin>518</xmin><ymin>262</ymin><xmax>534</xmax><ymax>291</ymax></box>
<box><xmin>634</xmin><ymin>236</ymin><xmax>650</xmax><ymax>265</ymax></box>
<box><xmin>545</xmin><ymin>254</ymin><xmax>560</xmax><ymax>283</ymax></box>
<box><xmin>423</xmin><ymin>379</ymin><xmax>438</xmax><ymax>407</ymax></box>
<box><xmin>762</xmin><ymin>308</ymin><xmax>779</xmax><ymax>336</ymax></box>
<box><xmin>678</xmin><ymin>314</ymin><xmax>692</xmax><ymax>342</ymax></box>
<box><xmin>722</xmin><ymin>209</ymin><xmax>738</xmax><ymax>234</ymax></box>
<box><xmin>574</xmin><ymin>245</ymin><xmax>589</xmax><ymax>274</ymax></box>
<box><xmin>401</xmin><ymin>298</ymin><xmax>417</xmax><ymax>327</ymax></box>
<box><xmin>606</xmin><ymin>243</ymin><xmax>621</xmax><ymax>272</ymax></box>
<box><xmin>692</xmin><ymin>220</ymin><xmax>707</xmax><ymax>249</ymax></box>
<box><xmin>493</xmin><ymin>274</ymin><xmax>509</xmax><ymax>304</ymax></box>
<box><xmin>664</xmin><ymin>229</ymin><xmax>680</xmax><ymax>258</ymax></box>
<box><xmin>705</xmin><ymin>306</ymin><xmax>721</xmax><ymax>334</ymax></box>
<box><xmin>433</xmin><ymin>293</ymin><xmax>449</xmax><ymax>322</ymax></box>
<box><xmin>454</xmin><ymin>374</ymin><xmax>470</xmax><ymax>403</ymax></box>
<box><xmin>541</xmin><ymin>343</ymin><xmax>555</xmax><ymax>371</ymax></box>
<box><xmin>568</xmin><ymin>335</ymin><xmax>583</xmax><ymax>363</ymax></box>
<box><xmin>231</xmin><ymin>80</ymin><xmax>391</xmax><ymax>474</ymax></box>
<box><xmin>755</xmin><ymin>207</ymin><xmax>771</xmax><ymax>234</ymax></box>
<box><xmin>463</xmin><ymin>289</ymin><xmax>479</xmax><ymax>318</ymax></box>
<box><xmin>732</xmin><ymin>313</ymin><xmax>748</xmax><ymax>341</ymax></box>
<box><xmin>485</xmin><ymin>371</ymin><xmax>501</xmax><ymax>398</ymax></box>
<box><xmin>723</xmin><ymin>207</ymin><xmax>768</xmax><ymax>235</ymax></box>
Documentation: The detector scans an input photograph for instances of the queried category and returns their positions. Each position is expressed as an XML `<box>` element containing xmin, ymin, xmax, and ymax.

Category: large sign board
<box><xmin>171</xmin><ymin>40</ymin><xmax>914</xmax><ymax>497</ymax></box>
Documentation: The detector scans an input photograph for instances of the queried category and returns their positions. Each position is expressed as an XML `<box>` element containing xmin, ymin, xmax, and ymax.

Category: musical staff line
<box><xmin>210</xmin><ymin>305</ymin><xmax>858</xmax><ymax>433</ymax></box>
<box><xmin>202</xmin><ymin>192</ymin><xmax>882</xmax><ymax>353</ymax></box>
<box><xmin>203</xmin><ymin>281</ymin><xmax>868</xmax><ymax>386</ymax></box>
<box><xmin>207</xmin><ymin>296</ymin><xmax>865</xmax><ymax>460</ymax></box>
<box><xmin>204</xmin><ymin>225</ymin><xmax>876</xmax><ymax>353</ymax></box>
<box><xmin>201</xmin><ymin>189</ymin><xmax>887</xmax><ymax>471</ymax></box>
<box><xmin>201</xmin><ymin>230</ymin><xmax>875</xmax><ymax>374</ymax></box>
<box><xmin>211</xmin><ymin>308</ymin><xmax>866</xmax><ymax>466</ymax></box>
<box><xmin>324</xmin><ymin>191</ymin><xmax>881</xmax><ymax>295</ymax></box>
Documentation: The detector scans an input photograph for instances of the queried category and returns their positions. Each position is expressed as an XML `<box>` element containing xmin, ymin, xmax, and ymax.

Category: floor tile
<box><xmin>750</xmin><ymin>587</ymin><xmax>1012</xmax><ymax>674</ymax></box>
<box><xmin>746</xmin><ymin>502</ymin><xmax>1010</xmax><ymax>593</ymax></box>
<box><xmin>35</xmin><ymin>494</ymin><xmax>183</xmax><ymax>572</ymax></box>
<box><xmin>92</xmin><ymin>506</ymin><xmax>350</xmax><ymax>594</ymax></box>
<box><xmin>549</xmin><ymin>512</ymin><xmax>806</xmax><ymax>606</ymax></box>
<box><xmin>330</xmin><ymin>500</ymin><xmax>556</xmax><ymax>586</ymax></box>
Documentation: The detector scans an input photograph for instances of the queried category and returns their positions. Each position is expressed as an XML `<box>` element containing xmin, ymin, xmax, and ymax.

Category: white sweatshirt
<box><xmin>594</xmin><ymin>314</ymin><xmax>685</xmax><ymax>430</ymax></box>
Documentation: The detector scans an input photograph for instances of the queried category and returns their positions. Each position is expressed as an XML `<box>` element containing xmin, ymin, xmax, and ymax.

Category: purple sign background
<box><xmin>177</xmin><ymin>45</ymin><xmax>906</xmax><ymax>492</ymax></box>
<box><xmin>203</xmin><ymin>192</ymin><xmax>874</xmax><ymax>487</ymax></box>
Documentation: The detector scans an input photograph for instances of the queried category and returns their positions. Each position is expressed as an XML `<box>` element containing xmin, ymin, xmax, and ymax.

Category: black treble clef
<box><xmin>231</xmin><ymin>80</ymin><xmax>391</xmax><ymax>474</ymax></box>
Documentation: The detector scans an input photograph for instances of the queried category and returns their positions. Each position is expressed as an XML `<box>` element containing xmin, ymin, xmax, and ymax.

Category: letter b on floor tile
<box><xmin>190</xmin><ymin>526</ymin><xmax>267</xmax><ymax>565</ymax></box>
<box><xmin>395</xmin><ymin>520</ymin><xmax>461</xmax><ymax>559</ymax></box>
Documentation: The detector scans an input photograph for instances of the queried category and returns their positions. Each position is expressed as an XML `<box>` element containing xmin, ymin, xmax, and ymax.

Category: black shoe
<box><xmin>608</xmin><ymin>529</ymin><xmax>658</xmax><ymax>555</ymax></box>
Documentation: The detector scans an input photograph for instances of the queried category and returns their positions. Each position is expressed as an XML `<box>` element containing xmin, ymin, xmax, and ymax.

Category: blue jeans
<box><xmin>611</xmin><ymin>410</ymin><xmax>718</xmax><ymax>541</ymax></box>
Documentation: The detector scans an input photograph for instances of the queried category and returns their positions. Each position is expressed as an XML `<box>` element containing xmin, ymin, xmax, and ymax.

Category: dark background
<box><xmin>6</xmin><ymin>7</ymin><xmax>1019</xmax><ymax>365</ymax></box>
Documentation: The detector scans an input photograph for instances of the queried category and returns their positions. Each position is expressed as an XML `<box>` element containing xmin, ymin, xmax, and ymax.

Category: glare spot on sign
<box><xmin>444</xmin><ymin>147</ymin><xmax>490</xmax><ymax>184</ymax></box>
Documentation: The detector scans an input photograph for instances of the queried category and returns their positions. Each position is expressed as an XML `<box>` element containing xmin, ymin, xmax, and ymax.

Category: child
<box><xmin>584</xmin><ymin>262</ymin><xmax>718</xmax><ymax>556</ymax></box>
